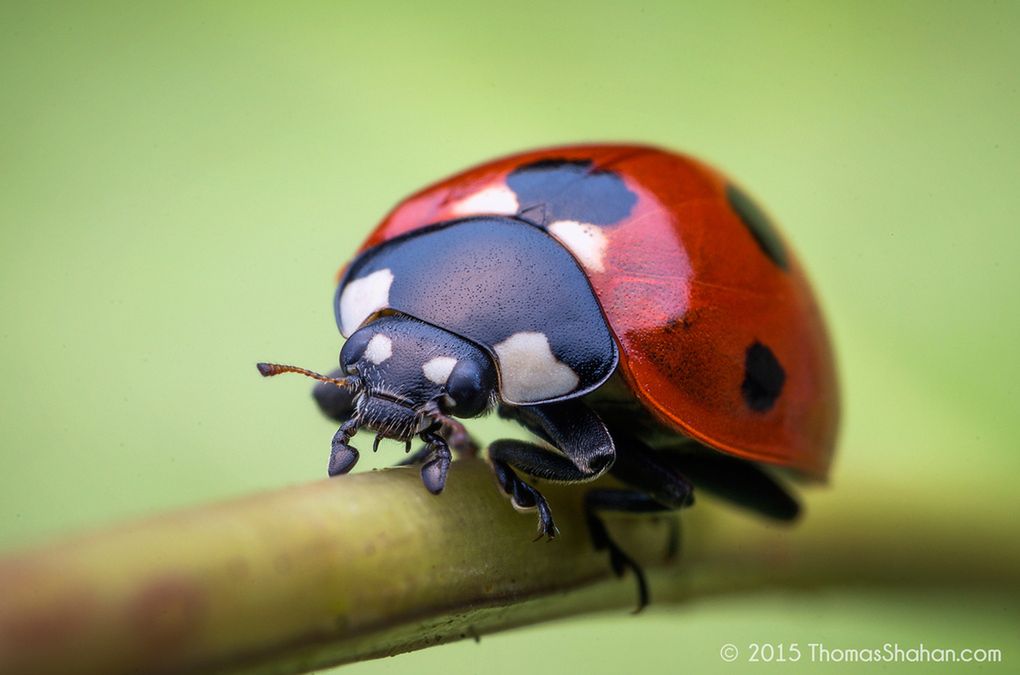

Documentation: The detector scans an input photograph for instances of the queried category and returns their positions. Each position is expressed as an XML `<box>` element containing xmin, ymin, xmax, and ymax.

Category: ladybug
<box><xmin>259</xmin><ymin>144</ymin><xmax>839</xmax><ymax>607</ymax></box>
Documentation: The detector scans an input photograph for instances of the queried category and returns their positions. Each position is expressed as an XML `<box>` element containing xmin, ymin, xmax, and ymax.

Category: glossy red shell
<box><xmin>350</xmin><ymin>145</ymin><xmax>839</xmax><ymax>479</ymax></box>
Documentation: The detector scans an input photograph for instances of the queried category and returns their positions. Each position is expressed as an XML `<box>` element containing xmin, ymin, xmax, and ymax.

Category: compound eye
<box><xmin>444</xmin><ymin>358</ymin><xmax>494</xmax><ymax>418</ymax></box>
<box><xmin>339</xmin><ymin>329</ymin><xmax>373</xmax><ymax>373</ymax></box>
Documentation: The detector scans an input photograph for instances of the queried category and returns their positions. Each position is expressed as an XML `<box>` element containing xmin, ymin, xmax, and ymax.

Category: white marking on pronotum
<box><xmin>338</xmin><ymin>268</ymin><xmax>394</xmax><ymax>336</ymax></box>
<box><xmin>422</xmin><ymin>356</ymin><xmax>458</xmax><ymax>385</ymax></box>
<box><xmin>548</xmin><ymin>220</ymin><xmax>608</xmax><ymax>273</ymax></box>
<box><xmin>450</xmin><ymin>185</ymin><xmax>519</xmax><ymax>216</ymax></box>
<box><xmin>493</xmin><ymin>332</ymin><xmax>579</xmax><ymax>402</ymax></box>
<box><xmin>364</xmin><ymin>334</ymin><xmax>393</xmax><ymax>364</ymax></box>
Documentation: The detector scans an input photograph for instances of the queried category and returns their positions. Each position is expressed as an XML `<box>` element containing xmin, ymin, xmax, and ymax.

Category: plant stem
<box><xmin>0</xmin><ymin>460</ymin><xmax>1016</xmax><ymax>675</ymax></box>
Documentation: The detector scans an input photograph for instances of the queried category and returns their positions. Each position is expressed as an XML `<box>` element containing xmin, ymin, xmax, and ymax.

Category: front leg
<box><xmin>328</xmin><ymin>418</ymin><xmax>361</xmax><ymax>476</ymax></box>
<box><xmin>489</xmin><ymin>400</ymin><xmax>617</xmax><ymax>540</ymax></box>
<box><xmin>419</xmin><ymin>427</ymin><xmax>452</xmax><ymax>495</ymax></box>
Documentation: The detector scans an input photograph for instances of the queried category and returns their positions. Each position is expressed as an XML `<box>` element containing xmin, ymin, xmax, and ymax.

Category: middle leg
<box><xmin>396</xmin><ymin>414</ymin><xmax>482</xmax><ymax>494</ymax></box>
<box><xmin>488</xmin><ymin>400</ymin><xmax>617</xmax><ymax>540</ymax></box>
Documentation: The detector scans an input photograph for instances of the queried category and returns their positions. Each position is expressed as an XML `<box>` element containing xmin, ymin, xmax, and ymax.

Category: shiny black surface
<box><xmin>336</xmin><ymin>217</ymin><xmax>618</xmax><ymax>403</ymax></box>
<box><xmin>507</xmin><ymin>158</ymin><xmax>637</xmax><ymax>226</ymax></box>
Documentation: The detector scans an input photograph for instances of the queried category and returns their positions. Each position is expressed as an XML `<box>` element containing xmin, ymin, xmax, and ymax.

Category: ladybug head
<box><xmin>258</xmin><ymin>314</ymin><xmax>498</xmax><ymax>442</ymax></box>
<box><xmin>337</xmin><ymin>314</ymin><xmax>497</xmax><ymax>438</ymax></box>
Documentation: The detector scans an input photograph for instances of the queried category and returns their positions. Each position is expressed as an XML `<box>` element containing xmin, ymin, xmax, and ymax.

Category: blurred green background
<box><xmin>2</xmin><ymin>1</ymin><xmax>1018</xmax><ymax>673</ymax></box>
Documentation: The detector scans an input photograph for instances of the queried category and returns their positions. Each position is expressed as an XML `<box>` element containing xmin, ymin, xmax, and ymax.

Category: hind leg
<box><xmin>584</xmin><ymin>438</ymin><xmax>696</xmax><ymax>610</ymax></box>
<box><xmin>584</xmin><ymin>489</ymin><xmax>675</xmax><ymax>610</ymax></box>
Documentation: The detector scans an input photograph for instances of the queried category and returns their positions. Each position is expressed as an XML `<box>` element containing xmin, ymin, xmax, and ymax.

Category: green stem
<box><xmin>0</xmin><ymin>460</ymin><xmax>1016</xmax><ymax>675</ymax></box>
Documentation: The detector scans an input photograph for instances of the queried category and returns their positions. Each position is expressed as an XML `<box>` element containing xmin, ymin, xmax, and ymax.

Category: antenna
<box><xmin>256</xmin><ymin>363</ymin><xmax>360</xmax><ymax>390</ymax></box>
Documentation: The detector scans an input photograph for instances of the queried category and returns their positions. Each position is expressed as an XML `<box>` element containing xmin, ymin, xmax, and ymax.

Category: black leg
<box><xmin>488</xmin><ymin>439</ymin><xmax>605</xmax><ymax>483</ymax></box>
<box><xmin>582</xmin><ymin>434</ymin><xmax>698</xmax><ymax>611</ymax></box>
<box><xmin>490</xmin><ymin>432</ymin><xmax>690</xmax><ymax>608</ymax></box>
<box><xmin>328</xmin><ymin>418</ymin><xmax>361</xmax><ymax>476</ymax></box>
<box><xmin>663</xmin><ymin>451</ymin><xmax>799</xmax><ymax>521</ymax></box>
<box><xmin>488</xmin><ymin>400</ymin><xmax>617</xmax><ymax>540</ymax></box>
<box><xmin>490</xmin><ymin>458</ymin><xmax>558</xmax><ymax>540</ymax></box>
<box><xmin>397</xmin><ymin>413</ymin><xmax>481</xmax><ymax>468</ymax></box>
<box><xmin>419</xmin><ymin>429</ymin><xmax>452</xmax><ymax>495</ymax></box>
<box><xmin>609</xmin><ymin>440</ymin><xmax>695</xmax><ymax>509</ymax></box>
<box><xmin>584</xmin><ymin>489</ymin><xmax>674</xmax><ymax>611</ymax></box>
<box><xmin>487</xmin><ymin>437</ymin><xmax>611</xmax><ymax>541</ymax></box>
<box><xmin>437</xmin><ymin>414</ymin><xmax>481</xmax><ymax>458</ymax></box>
<box><xmin>499</xmin><ymin>402</ymin><xmax>615</xmax><ymax>475</ymax></box>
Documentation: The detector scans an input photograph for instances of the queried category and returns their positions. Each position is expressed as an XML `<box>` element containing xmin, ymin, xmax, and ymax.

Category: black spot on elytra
<box><xmin>507</xmin><ymin>159</ymin><xmax>637</xmax><ymax>226</ymax></box>
<box><xmin>741</xmin><ymin>341</ymin><xmax>785</xmax><ymax>412</ymax></box>
<box><xmin>726</xmin><ymin>184</ymin><xmax>789</xmax><ymax>270</ymax></box>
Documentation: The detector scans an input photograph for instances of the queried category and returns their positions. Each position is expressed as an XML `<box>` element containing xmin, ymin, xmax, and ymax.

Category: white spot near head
<box><xmin>422</xmin><ymin>356</ymin><xmax>458</xmax><ymax>385</ymax></box>
<box><xmin>548</xmin><ymin>220</ymin><xmax>608</xmax><ymax>273</ymax></box>
<box><xmin>364</xmin><ymin>333</ymin><xmax>393</xmax><ymax>364</ymax></box>
<box><xmin>493</xmin><ymin>332</ymin><xmax>579</xmax><ymax>403</ymax></box>
<box><xmin>450</xmin><ymin>185</ymin><xmax>519</xmax><ymax>217</ymax></box>
<box><xmin>339</xmin><ymin>268</ymin><xmax>394</xmax><ymax>336</ymax></box>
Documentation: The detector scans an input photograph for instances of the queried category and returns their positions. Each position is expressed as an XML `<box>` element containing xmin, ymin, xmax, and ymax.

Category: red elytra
<box><xmin>345</xmin><ymin>145</ymin><xmax>839</xmax><ymax>480</ymax></box>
